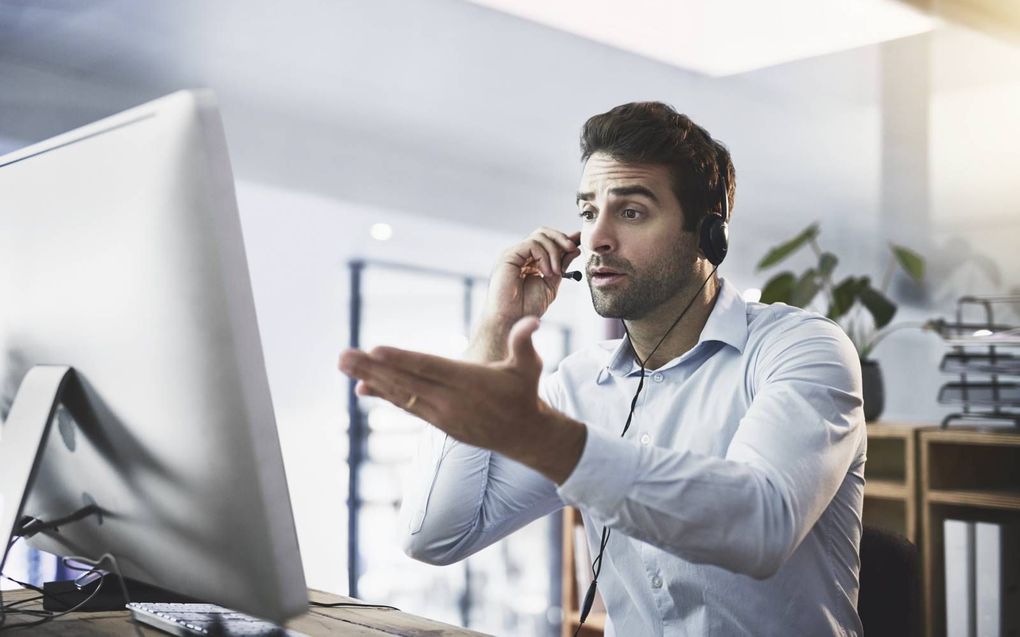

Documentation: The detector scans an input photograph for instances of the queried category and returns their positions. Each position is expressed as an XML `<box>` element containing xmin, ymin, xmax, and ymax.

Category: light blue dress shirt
<box><xmin>400</xmin><ymin>277</ymin><xmax>867</xmax><ymax>636</ymax></box>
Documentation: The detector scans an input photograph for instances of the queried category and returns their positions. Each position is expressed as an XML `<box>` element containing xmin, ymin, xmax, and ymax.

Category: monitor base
<box><xmin>43</xmin><ymin>574</ymin><xmax>198</xmax><ymax>612</ymax></box>
<box><xmin>0</xmin><ymin>365</ymin><xmax>75</xmax><ymax>573</ymax></box>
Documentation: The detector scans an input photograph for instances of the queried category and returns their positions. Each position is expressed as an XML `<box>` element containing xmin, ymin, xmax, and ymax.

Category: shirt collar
<box><xmin>600</xmin><ymin>277</ymin><xmax>749</xmax><ymax>380</ymax></box>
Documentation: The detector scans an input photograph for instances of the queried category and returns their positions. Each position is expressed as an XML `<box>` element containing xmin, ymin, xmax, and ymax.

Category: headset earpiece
<box><xmin>699</xmin><ymin>213</ymin><xmax>728</xmax><ymax>266</ymax></box>
<box><xmin>698</xmin><ymin>167</ymin><xmax>730</xmax><ymax>266</ymax></box>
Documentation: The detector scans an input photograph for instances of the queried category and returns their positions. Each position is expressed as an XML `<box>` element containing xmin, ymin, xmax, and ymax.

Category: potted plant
<box><xmin>755</xmin><ymin>223</ymin><xmax>926</xmax><ymax>422</ymax></box>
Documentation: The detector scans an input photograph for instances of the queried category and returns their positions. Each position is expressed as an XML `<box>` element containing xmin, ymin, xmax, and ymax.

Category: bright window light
<box><xmin>743</xmin><ymin>288</ymin><xmax>762</xmax><ymax>303</ymax></box>
<box><xmin>370</xmin><ymin>223</ymin><xmax>393</xmax><ymax>241</ymax></box>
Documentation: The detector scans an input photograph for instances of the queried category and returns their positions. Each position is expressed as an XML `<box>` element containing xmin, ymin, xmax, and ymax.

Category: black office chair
<box><xmin>857</xmin><ymin>525</ymin><xmax>921</xmax><ymax>637</ymax></box>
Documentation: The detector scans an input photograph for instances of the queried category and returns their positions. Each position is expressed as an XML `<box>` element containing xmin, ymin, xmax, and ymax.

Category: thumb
<box><xmin>507</xmin><ymin>316</ymin><xmax>542</xmax><ymax>373</ymax></box>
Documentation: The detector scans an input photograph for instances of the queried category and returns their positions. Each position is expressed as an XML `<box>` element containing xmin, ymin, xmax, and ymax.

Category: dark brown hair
<box><xmin>580</xmin><ymin>102</ymin><xmax>735</xmax><ymax>232</ymax></box>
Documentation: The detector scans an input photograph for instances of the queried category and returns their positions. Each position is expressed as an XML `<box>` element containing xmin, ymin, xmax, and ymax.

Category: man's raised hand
<box><xmin>338</xmin><ymin>316</ymin><xmax>586</xmax><ymax>484</ymax></box>
<box><xmin>485</xmin><ymin>228</ymin><xmax>581</xmax><ymax>325</ymax></box>
<box><xmin>468</xmin><ymin>228</ymin><xmax>580</xmax><ymax>363</ymax></box>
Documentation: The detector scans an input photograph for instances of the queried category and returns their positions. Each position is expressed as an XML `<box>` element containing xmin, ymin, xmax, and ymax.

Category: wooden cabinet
<box><xmin>919</xmin><ymin>428</ymin><xmax>1020</xmax><ymax>637</ymax></box>
<box><xmin>862</xmin><ymin>423</ymin><xmax>924</xmax><ymax>543</ymax></box>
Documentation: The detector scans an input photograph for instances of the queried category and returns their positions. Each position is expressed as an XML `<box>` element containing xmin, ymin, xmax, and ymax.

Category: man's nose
<box><xmin>583</xmin><ymin>214</ymin><xmax>616</xmax><ymax>256</ymax></box>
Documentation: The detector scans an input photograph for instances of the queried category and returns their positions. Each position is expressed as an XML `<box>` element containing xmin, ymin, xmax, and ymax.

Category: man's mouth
<box><xmin>589</xmin><ymin>268</ymin><xmax>626</xmax><ymax>287</ymax></box>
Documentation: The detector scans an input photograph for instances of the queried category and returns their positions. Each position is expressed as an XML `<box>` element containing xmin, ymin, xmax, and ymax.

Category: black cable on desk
<box><xmin>0</xmin><ymin>546</ymin><xmax>144</xmax><ymax>635</ymax></box>
<box><xmin>60</xmin><ymin>554</ymin><xmax>144</xmax><ymax>637</ymax></box>
<box><xmin>0</xmin><ymin>575</ymin><xmax>50</xmax><ymax>618</ymax></box>
<box><xmin>0</xmin><ymin>597</ymin><xmax>49</xmax><ymax>617</ymax></box>
<box><xmin>0</xmin><ymin>505</ymin><xmax>107</xmax><ymax>629</ymax></box>
<box><xmin>310</xmin><ymin>600</ymin><xmax>401</xmax><ymax>611</ymax></box>
<box><xmin>0</xmin><ymin>572</ymin><xmax>106</xmax><ymax>632</ymax></box>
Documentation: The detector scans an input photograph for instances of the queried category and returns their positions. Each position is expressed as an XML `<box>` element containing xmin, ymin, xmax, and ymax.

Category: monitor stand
<box><xmin>0</xmin><ymin>365</ymin><xmax>75</xmax><ymax>575</ymax></box>
<box><xmin>42</xmin><ymin>574</ymin><xmax>198</xmax><ymax>612</ymax></box>
<box><xmin>1</xmin><ymin>366</ymin><xmax>196</xmax><ymax>612</ymax></box>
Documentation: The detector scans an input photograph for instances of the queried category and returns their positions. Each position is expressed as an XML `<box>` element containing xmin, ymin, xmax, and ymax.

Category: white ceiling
<box><xmin>465</xmin><ymin>0</ymin><xmax>937</xmax><ymax>76</ymax></box>
<box><xmin>0</xmin><ymin>0</ymin><xmax>1016</xmax><ymax>236</ymax></box>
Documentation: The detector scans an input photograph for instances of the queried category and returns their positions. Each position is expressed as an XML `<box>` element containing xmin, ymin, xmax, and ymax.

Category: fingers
<box><xmin>369</xmin><ymin>346</ymin><xmax>479</xmax><ymax>386</ymax></box>
<box><xmin>561</xmin><ymin>230</ymin><xmax>582</xmax><ymax>252</ymax></box>
<box><xmin>509</xmin><ymin>227</ymin><xmax>582</xmax><ymax>279</ymax></box>
<box><xmin>560</xmin><ymin>234</ymin><xmax>581</xmax><ymax>273</ymax></box>
<box><xmin>530</xmin><ymin>232</ymin><xmax>565</xmax><ymax>276</ymax></box>
<box><xmin>507</xmin><ymin>316</ymin><xmax>543</xmax><ymax>374</ymax></box>
<box><xmin>537</xmin><ymin>228</ymin><xmax>582</xmax><ymax>273</ymax></box>
<box><xmin>355</xmin><ymin>379</ymin><xmax>436</xmax><ymax>420</ymax></box>
<box><xmin>339</xmin><ymin>349</ymin><xmax>449</xmax><ymax>415</ymax></box>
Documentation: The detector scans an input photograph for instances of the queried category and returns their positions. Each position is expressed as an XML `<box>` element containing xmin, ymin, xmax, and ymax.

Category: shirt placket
<box><xmin>635</xmin><ymin>366</ymin><xmax>679</xmax><ymax>633</ymax></box>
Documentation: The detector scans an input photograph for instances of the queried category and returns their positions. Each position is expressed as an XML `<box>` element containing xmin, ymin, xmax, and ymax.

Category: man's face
<box><xmin>576</xmin><ymin>152</ymin><xmax>698</xmax><ymax>320</ymax></box>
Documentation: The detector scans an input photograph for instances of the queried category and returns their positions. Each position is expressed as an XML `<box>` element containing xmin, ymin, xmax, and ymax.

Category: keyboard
<box><xmin>126</xmin><ymin>602</ymin><xmax>309</xmax><ymax>636</ymax></box>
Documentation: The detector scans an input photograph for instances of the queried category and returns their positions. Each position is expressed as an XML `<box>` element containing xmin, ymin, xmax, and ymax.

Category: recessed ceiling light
<box><xmin>370</xmin><ymin>223</ymin><xmax>393</xmax><ymax>241</ymax></box>
<box><xmin>464</xmin><ymin>0</ymin><xmax>936</xmax><ymax>76</ymax></box>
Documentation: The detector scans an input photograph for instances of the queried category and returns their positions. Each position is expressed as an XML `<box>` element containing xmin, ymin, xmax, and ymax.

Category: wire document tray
<box><xmin>933</xmin><ymin>295</ymin><xmax>1020</xmax><ymax>427</ymax></box>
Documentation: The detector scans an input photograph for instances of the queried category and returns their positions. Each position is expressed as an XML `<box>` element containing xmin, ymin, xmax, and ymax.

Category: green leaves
<box><xmin>858</xmin><ymin>285</ymin><xmax>896</xmax><ymax>328</ymax></box>
<box><xmin>818</xmin><ymin>252</ymin><xmax>838</xmax><ymax>278</ymax></box>
<box><xmin>829</xmin><ymin>276</ymin><xmax>865</xmax><ymax>321</ymax></box>
<box><xmin>756</xmin><ymin>225</ymin><xmax>923</xmax><ymax>355</ymax></box>
<box><xmin>756</xmin><ymin>242</ymin><xmax>833</xmax><ymax>309</ymax></box>
<box><xmin>760</xmin><ymin>268</ymin><xmax>824</xmax><ymax>309</ymax></box>
<box><xmin>790</xmin><ymin>268</ymin><xmax>822</xmax><ymax>308</ymax></box>
<box><xmin>891</xmin><ymin>244</ymin><xmax>924</xmax><ymax>282</ymax></box>
<box><xmin>761</xmin><ymin>272</ymin><xmax>796</xmax><ymax>304</ymax></box>
<box><xmin>755</xmin><ymin>223</ymin><xmax>819</xmax><ymax>270</ymax></box>
<box><xmin>823</xmin><ymin>276</ymin><xmax>896</xmax><ymax>326</ymax></box>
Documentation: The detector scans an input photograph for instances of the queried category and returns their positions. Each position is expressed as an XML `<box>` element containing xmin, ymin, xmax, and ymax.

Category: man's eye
<box><xmin>579</xmin><ymin>210</ymin><xmax>596</xmax><ymax>221</ymax></box>
<box><xmin>622</xmin><ymin>209</ymin><xmax>641</xmax><ymax>219</ymax></box>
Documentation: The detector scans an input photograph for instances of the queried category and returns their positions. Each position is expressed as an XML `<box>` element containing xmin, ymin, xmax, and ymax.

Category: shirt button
<box><xmin>651</xmin><ymin>574</ymin><xmax>663</xmax><ymax>589</ymax></box>
<box><xmin>639</xmin><ymin>433</ymin><xmax>651</xmax><ymax>446</ymax></box>
<box><xmin>652</xmin><ymin>373</ymin><xmax>664</xmax><ymax>383</ymax></box>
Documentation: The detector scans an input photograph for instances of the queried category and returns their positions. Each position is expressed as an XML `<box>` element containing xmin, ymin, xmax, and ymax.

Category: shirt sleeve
<box><xmin>556</xmin><ymin>314</ymin><xmax>865</xmax><ymax>579</ymax></box>
<box><xmin>399</xmin><ymin>372</ymin><xmax>566</xmax><ymax>566</ymax></box>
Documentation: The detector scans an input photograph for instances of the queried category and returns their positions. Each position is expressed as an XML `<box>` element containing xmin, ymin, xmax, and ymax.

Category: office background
<box><xmin>1</xmin><ymin>1</ymin><xmax>1018</xmax><ymax>635</ymax></box>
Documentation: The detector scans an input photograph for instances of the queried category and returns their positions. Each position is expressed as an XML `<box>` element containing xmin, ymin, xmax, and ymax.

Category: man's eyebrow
<box><xmin>575</xmin><ymin>185</ymin><xmax>661</xmax><ymax>206</ymax></box>
<box><xmin>576</xmin><ymin>191</ymin><xmax>594</xmax><ymax>205</ymax></box>
<box><xmin>611</xmin><ymin>185</ymin><xmax>660</xmax><ymax>204</ymax></box>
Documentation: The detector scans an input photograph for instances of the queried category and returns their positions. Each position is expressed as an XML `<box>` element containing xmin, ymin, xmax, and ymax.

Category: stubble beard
<box><xmin>589</xmin><ymin>249</ymin><xmax>694</xmax><ymax>320</ymax></box>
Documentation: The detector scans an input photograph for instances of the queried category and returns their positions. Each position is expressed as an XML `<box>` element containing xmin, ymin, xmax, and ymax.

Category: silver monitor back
<box><xmin>0</xmin><ymin>90</ymin><xmax>307</xmax><ymax>623</ymax></box>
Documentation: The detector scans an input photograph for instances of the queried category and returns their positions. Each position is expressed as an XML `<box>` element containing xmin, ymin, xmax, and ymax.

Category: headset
<box><xmin>572</xmin><ymin>149</ymin><xmax>731</xmax><ymax>636</ymax></box>
<box><xmin>699</xmin><ymin>156</ymin><xmax>731</xmax><ymax>266</ymax></box>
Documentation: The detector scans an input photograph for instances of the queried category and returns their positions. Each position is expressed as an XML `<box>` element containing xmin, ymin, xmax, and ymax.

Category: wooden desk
<box><xmin>0</xmin><ymin>587</ymin><xmax>490</xmax><ymax>636</ymax></box>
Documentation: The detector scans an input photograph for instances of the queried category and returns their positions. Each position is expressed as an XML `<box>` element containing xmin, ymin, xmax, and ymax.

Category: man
<box><xmin>339</xmin><ymin>102</ymin><xmax>866</xmax><ymax>636</ymax></box>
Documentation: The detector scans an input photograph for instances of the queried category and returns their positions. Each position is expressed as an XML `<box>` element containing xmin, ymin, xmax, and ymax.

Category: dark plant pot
<box><xmin>861</xmin><ymin>359</ymin><xmax>884</xmax><ymax>423</ymax></box>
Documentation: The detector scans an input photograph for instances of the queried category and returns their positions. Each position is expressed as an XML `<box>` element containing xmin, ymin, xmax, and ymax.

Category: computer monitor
<box><xmin>0</xmin><ymin>90</ymin><xmax>307</xmax><ymax>623</ymax></box>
